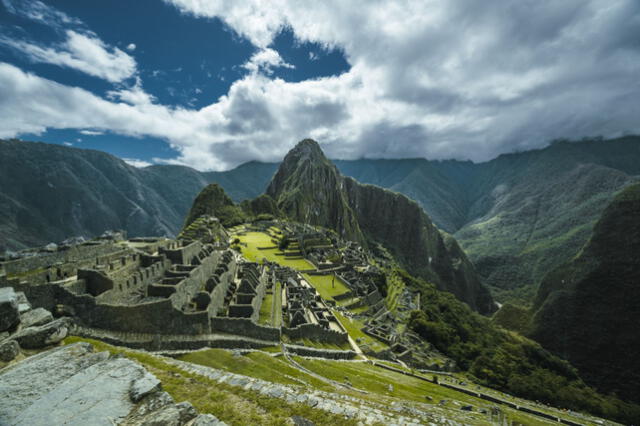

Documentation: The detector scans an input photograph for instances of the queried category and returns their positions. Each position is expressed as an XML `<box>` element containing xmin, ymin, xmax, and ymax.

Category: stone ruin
<box><xmin>0</xmin><ymin>220</ymin><xmax>350</xmax><ymax>353</ymax></box>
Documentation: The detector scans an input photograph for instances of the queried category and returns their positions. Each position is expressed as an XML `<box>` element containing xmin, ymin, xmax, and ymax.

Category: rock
<box><xmin>44</xmin><ymin>242</ymin><xmax>58</xmax><ymax>252</ymax></box>
<box><xmin>0</xmin><ymin>342</ymin><xmax>209</xmax><ymax>426</ymax></box>
<box><xmin>130</xmin><ymin>369</ymin><xmax>162</xmax><ymax>402</ymax></box>
<box><xmin>20</xmin><ymin>307</ymin><xmax>53</xmax><ymax>328</ymax></box>
<box><xmin>191</xmin><ymin>413</ymin><xmax>227</xmax><ymax>426</ymax></box>
<box><xmin>291</xmin><ymin>415</ymin><xmax>315</xmax><ymax>426</ymax></box>
<box><xmin>0</xmin><ymin>287</ymin><xmax>20</xmax><ymax>332</ymax></box>
<box><xmin>139</xmin><ymin>401</ymin><xmax>198</xmax><ymax>426</ymax></box>
<box><xmin>460</xmin><ymin>405</ymin><xmax>473</xmax><ymax>411</ymax></box>
<box><xmin>15</xmin><ymin>292</ymin><xmax>31</xmax><ymax>314</ymax></box>
<box><xmin>11</xmin><ymin>318</ymin><xmax>71</xmax><ymax>349</ymax></box>
<box><xmin>0</xmin><ymin>339</ymin><xmax>19</xmax><ymax>362</ymax></box>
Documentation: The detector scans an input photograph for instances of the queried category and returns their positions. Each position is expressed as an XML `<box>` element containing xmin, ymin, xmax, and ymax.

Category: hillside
<box><xmin>265</xmin><ymin>139</ymin><xmax>495</xmax><ymax>314</ymax></box>
<box><xmin>529</xmin><ymin>183</ymin><xmax>640</xmax><ymax>403</ymax></box>
<box><xmin>0</xmin><ymin>139</ymin><xmax>275</xmax><ymax>251</ymax></box>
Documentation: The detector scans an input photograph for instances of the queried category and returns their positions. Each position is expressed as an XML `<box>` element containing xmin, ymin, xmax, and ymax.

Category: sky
<box><xmin>0</xmin><ymin>0</ymin><xmax>639</xmax><ymax>171</ymax></box>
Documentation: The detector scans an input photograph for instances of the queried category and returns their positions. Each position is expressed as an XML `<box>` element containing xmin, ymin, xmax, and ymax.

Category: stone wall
<box><xmin>3</xmin><ymin>282</ymin><xmax>210</xmax><ymax>335</ymax></box>
<box><xmin>159</xmin><ymin>241</ymin><xmax>202</xmax><ymax>265</ymax></box>
<box><xmin>284</xmin><ymin>344</ymin><xmax>356</xmax><ymax>359</ymax></box>
<box><xmin>210</xmin><ymin>317</ymin><xmax>280</xmax><ymax>341</ymax></box>
<box><xmin>169</xmin><ymin>249</ymin><xmax>221</xmax><ymax>311</ymax></box>
<box><xmin>3</xmin><ymin>242</ymin><xmax>123</xmax><ymax>276</ymax></box>
<box><xmin>282</xmin><ymin>323</ymin><xmax>349</xmax><ymax>345</ymax></box>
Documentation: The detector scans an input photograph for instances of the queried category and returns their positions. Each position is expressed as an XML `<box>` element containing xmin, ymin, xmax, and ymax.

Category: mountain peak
<box><xmin>284</xmin><ymin>138</ymin><xmax>326</xmax><ymax>163</ymax></box>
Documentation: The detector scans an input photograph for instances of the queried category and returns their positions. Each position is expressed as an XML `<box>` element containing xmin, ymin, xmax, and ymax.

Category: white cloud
<box><xmin>123</xmin><ymin>158</ymin><xmax>152</xmax><ymax>168</ymax></box>
<box><xmin>1</xmin><ymin>1</ymin><xmax>640</xmax><ymax>172</ymax></box>
<box><xmin>1</xmin><ymin>0</ymin><xmax>81</xmax><ymax>29</ymax></box>
<box><xmin>126</xmin><ymin>43</ymin><xmax>136</xmax><ymax>51</ymax></box>
<box><xmin>79</xmin><ymin>130</ymin><xmax>104</xmax><ymax>136</ymax></box>
<box><xmin>0</xmin><ymin>30</ymin><xmax>137</xmax><ymax>83</ymax></box>
<box><xmin>308</xmin><ymin>52</ymin><xmax>319</xmax><ymax>61</ymax></box>
<box><xmin>63</xmin><ymin>141</ymin><xmax>73</xmax><ymax>146</ymax></box>
<box><xmin>242</xmin><ymin>48</ymin><xmax>294</xmax><ymax>75</ymax></box>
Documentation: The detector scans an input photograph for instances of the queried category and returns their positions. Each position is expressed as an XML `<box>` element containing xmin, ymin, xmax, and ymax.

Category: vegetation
<box><xmin>62</xmin><ymin>337</ymin><xmax>355</xmax><ymax>425</ymax></box>
<box><xmin>398</xmin><ymin>267</ymin><xmax>640</xmax><ymax>424</ymax></box>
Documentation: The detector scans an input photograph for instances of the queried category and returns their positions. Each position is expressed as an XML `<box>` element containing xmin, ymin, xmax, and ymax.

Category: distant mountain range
<box><xmin>1</xmin><ymin>137</ymin><xmax>638</xmax><ymax>304</ymax></box>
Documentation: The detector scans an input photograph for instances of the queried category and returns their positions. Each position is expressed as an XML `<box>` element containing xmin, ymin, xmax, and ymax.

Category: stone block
<box><xmin>0</xmin><ymin>287</ymin><xmax>19</xmax><ymax>332</ymax></box>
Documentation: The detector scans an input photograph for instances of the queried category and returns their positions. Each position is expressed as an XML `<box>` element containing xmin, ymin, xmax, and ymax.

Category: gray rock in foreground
<box><xmin>0</xmin><ymin>287</ymin><xmax>20</xmax><ymax>332</ymax></box>
<box><xmin>11</xmin><ymin>318</ymin><xmax>71</xmax><ymax>349</ymax></box>
<box><xmin>0</xmin><ymin>339</ymin><xmax>19</xmax><ymax>362</ymax></box>
<box><xmin>0</xmin><ymin>342</ymin><xmax>227</xmax><ymax>425</ymax></box>
<box><xmin>20</xmin><ymin>307</ymin><xmax>53</xmax><ymax>328</ymax></box>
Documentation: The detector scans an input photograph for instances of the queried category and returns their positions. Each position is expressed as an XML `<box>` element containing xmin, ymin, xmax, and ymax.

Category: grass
<box><xmin>301</xmin><ymin>273</ymin><xmax>350</xmax><ymax>300</ymax></box>
<box><xmin>258</xmin><ymin>292</ymin><xmax>273</xmax><ymax>325</ymax></box>
<box><xmin>272</xmin><ymin>282</ymin><xmax>282</xmax><ymax>328</ymax></box>
<box><xmin>333</xmin><ymin>311</ymin><xmax>388</xmax><ymax>352</ymax></box>
<box><xmin>235</xmin><ymin>232</ymin><xmax>314</xmax><ymax>270</ymax></box>
<box><xmin>295</xmin><ymin>338</ymin><xmax>352</xmax><ymax>351</ymax></box>
<box><xmin>179</xmin><ymin>348</ymin><xmax>333</xmax><ymax>391</ymax></box>
<box><xmin>62</xmin><ymin>337</ymin><xmax>355</xmax><ymax>426</ymax></box>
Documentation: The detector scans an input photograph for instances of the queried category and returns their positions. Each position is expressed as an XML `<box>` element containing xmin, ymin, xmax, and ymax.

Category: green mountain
<box><xmin>266</xmin><ymin>139</ymin><xmax>495</xmax><ymax>314</ymax></box>
<box><xmin>337</xmin><ymin>137</ymin><xmax>640</xmax><ymax>303</ymax></box>
<box><xmin>266</xmin><ymin>140</ymin><xmax>364</xmax><ymax>242</ymax></box>
<box><xmin>528</xmin><ymin>183</ymin><xmax>640</xmax><ymax>403</ymax></box>
<box><xmin>0</xmin><ymin>139</ymin><xmax>276</xmax><ymax>251</ymax></box>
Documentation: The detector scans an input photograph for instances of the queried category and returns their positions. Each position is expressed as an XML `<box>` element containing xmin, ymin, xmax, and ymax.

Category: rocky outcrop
<box><xmin>11</xmin><ymin>317</ymin><xmax>70</xmax><ymax>349</ymax></box>
<box><xmin>0</xmin><ymin>342</ymin><xmax>224</xmax><ymax>425</ymax></box>
<box><xmin>529</xmin><ymin>183</ymin><xmax>640</xmax><ymax>403</ymax></box>
<box><xmin>266</xmin><ymin>140</ymin><xmax>494</xmax><ymax>314</ymax></box>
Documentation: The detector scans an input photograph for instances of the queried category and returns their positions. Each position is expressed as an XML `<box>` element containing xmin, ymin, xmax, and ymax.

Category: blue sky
<box><xmin>0</xmin><ymin>0</ymin><xmax>349</xmax><ymax>166</ymax></box>
<box><xmin>0</xmin><ymin>0</ymin><xmax>639</xmax><ymax>170</ymax></box>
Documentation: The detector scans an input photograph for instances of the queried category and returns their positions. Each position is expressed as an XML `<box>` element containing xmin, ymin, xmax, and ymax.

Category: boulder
<box><xmin>0</xmin><ymin>342</ymin><xmax>211</xmax><ymax>425</ymax></box>
<box><xmin>15</xmin><ymin>292</ymin><xmax>31</xmax><ymax>314</ymax></box>
<box><xmin>11</xmin><ymin>318</ymin><xmax>71</xmax><ymax>349</ymax></box>
<box><xmin>191</xmin><ymin>413</ymin><xmax>227</xmax><ymax>425</ymax></box>
<box><xmin>0</xmin><ymin>287</ymin><xmax>20</xmax><ymax>332</ymax></box>
<box><xmin>20</xmin><ymin>307</ymin><xmax>53</xmax><ymax>328</ymax></box>
<box><xmin>0</xmin><ymin>339</ymin><xmax>19</xmax><ymax>362</ymax></box>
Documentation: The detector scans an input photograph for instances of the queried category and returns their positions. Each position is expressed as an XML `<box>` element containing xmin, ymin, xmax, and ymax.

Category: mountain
<box><xmin>266</xmin><ymin>139</ymin><xmax>363</xmax><ymax>242</ymax></box>
<box><xmin>528</xmin><ymin>183</ymin><xmax>640</xmax><ymax>403</ymax></box>
<box><xmin>266</xmin><ymin>139</ymin><xmax>495</xmax><ymax>314</ymax></box>
<box><xmin>336</xmin><ymin>137</ymin><xmax>640</xmax><ymax>303</ymax></box>
<box><xmin>0</xmin><ymin>139</ymin><xmax>275</xmax><ymax>251</ymax></box>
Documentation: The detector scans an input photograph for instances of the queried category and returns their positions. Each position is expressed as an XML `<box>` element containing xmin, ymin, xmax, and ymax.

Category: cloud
<box><xmin>79</xmin><ymin>130</ymin><xmax>104</xmax><ymax>136</ymax></box>
<box><xmin>0</xmin><ymin>30</ymin><xmax>137</xmax><ymax>83</ymax></box>
<box><xmin>2</xmin><ymin>1</ymin><xmax>640</xmax><ymax>172</ymax></box>
<box><xmin>1</xmin><ymin>0</ymin><xmax>82</xmax><ymax>29</ymax></box>
<box><xmin>242</xmin><ymin>48</ymin><xmax>295</xmax><ymax>75</ymax></box>
<box><xmin>126</xmin><ymin>43</ymin><xmax>136</xmax><ymax>51</ymax></box>
<box><xmin>123</xmin><ymin>158</ymin><xmax>152</xmax><ymax>168</ymax></box>
<box><xmin>63</xmin><ymin>141</ymin><xmax>72</xmax><ymax>146</ymax></box>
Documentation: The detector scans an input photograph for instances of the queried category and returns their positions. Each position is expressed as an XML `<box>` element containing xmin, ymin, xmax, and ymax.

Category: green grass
<box><xmin>236</xmin><ymin>232</ymin><xmax>314</xmax><ymax>269</ymax></box>
<box><xmin>301</xmin><ymin>273</ymin><xmax>349</xmax><ymax>300</ymax></box>
<box><xmin>62</xmin><ymin>337</ymin><xmax>354</xmax><ymax>426</ymax></box>
<box><xmin>272</xmin><ymin>282</ymin><xmax>282</xmax><ymax>328</ymax></box>
<box><xmin>295</xmin><ymin>338</ymin><xmax>352</xmax><ymax>351</ymax></box>
<box><xmin>333</xmin><ymin>311</ymin><xmax>388</xmax><ymax>352</ymax></box>
<box><xmin>258</xmin><ymin>292</ymin><xmax>273</xmax><ymax>325</ymax></box>
<box><xmin>179</xmin><ymin>348</ymin><xmax>333</xmax><ymax>391</ymax></box>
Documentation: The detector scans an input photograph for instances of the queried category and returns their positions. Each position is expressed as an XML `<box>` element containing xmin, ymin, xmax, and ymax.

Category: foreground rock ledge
<box><xmin>0</xmin><ymin>342</ymin><xmax>225</xmax><ymax>425</ymax></box>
